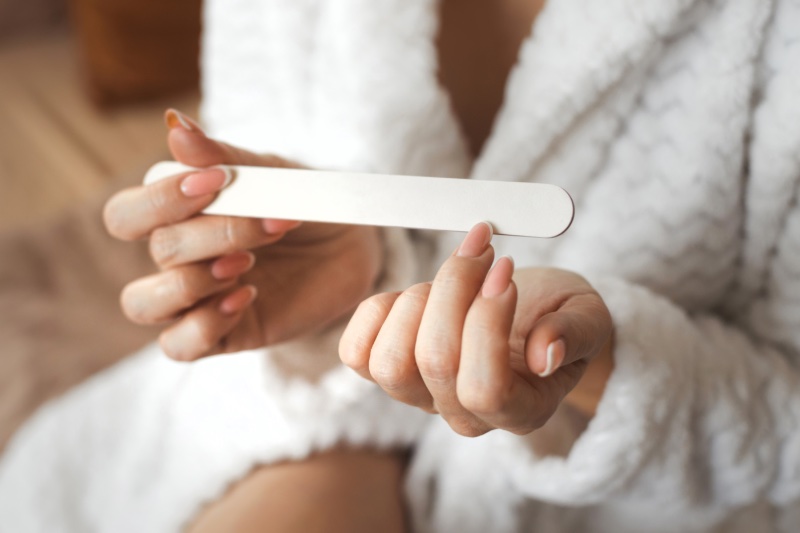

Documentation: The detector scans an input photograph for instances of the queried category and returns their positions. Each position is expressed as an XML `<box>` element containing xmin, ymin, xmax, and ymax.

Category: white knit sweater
<box><xmin>2</xmin><ymin>0</ymin><xmax>799</xmax><ymax>531</ymax></box>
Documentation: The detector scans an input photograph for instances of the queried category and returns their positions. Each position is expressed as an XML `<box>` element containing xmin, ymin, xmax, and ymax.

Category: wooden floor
<box><xmin>0</xmin><ymin>31</ymin><xmax>199</xmax><ymax>231</ymax></box>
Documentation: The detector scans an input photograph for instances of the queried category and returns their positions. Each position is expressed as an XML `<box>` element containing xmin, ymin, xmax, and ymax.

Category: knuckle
<box><xmin>436</xmin><ymin>252</ymin><xmax>490</xmax><ymax>282</ymax></box>
<box><xmin>416</xmin><ymin>343</ymin><xmax>458</xmax><ymax>382</ymax></box>
<box><xmin>360</xmin><ymin>293</ymin><xmax>396</xmax><ymax>321</ymax></box>
<box><xmin>220</xmin><ymin>217</ymin><xmax>261</xmax><ymax>251</ymax></box>
<box><xmin>459</xmin><ymin>384</ymin><xmax>509</xmax><ymax>416</ymax></box>
<box><xmin>159</xmin><ymin>332</ymin><xmax>185</xmax><ymax>361</ymax></box>
<box><xmin>102</xmin><ymin>198</ymin><xmax>123</xmax><ymax>239</ymax></box>
<box><xmin>103</xmin><ymin>192</ymin><xmax>135</xmax><ymax>240</ymax></box>
<box><xmin>369</xmin><ymin>354</ymin><xmax>410</xmax><ymax>392</ymax></box>
<box><xmin>340</xmin><ymin>293</ymin><xmax>399</xmax><ymax>370</ymax></box>
<box><xmin>221</xmin><ymin>217</ymin><xmax>240</xmax><ymax>249</ymax></box>
<box><xmin>432</xmin><ymin>267</ymin><xmax>466</xmax><ymax>292</ymax></box>
<box><xmin>338</xmin><ymin>336</ymin><xmax>369</xmax><ymax>371</ymax></box>
<box><xmin>167</xmin><ymin>268</ymin><xmax>195</xmax><ymax>309</ymax></box>
<box><xmin>465</xmin><ymin>318</ymin><xmax>503</xmax><ymax>341</ymax></box>
<box><xmin>149</xmin><ymin>227</ymin><xmax>180</xmax><ymax>266</ymax></box>
<box><xmin>447</xmin><ymin>417</ymin><xmax>487</xmax><ymax>438</ymax></box>
<box><xmin>120</xmin><ymin>282</ymin><xmax>150</xmax><ymax>324</ymax></box>
<box><xmin>159</xmin><ymin>341</ymin><xmax>179</xmax><ymax>360</ymax></box>
<box><xmin>145</xmin><ymin>182</ymin><xmax>173</xmax><ymax>221</ymax></box>
<box><xmin>192</xmin><ymin>321</ymin><xmax>219</xmax><ymax>356</ymax></box>
<box><xmin>399</xmin><ymin>283</ymin><xmax>431</xmax><ymax>306</ymax></box>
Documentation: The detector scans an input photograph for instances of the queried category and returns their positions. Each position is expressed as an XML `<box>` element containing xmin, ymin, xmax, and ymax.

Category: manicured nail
<box><xmin>164</xmin><ymin>108</ymin><xmax>203</xmax><ymax>133</ymax></box>
<box><xmin>219</xmin><ymin>285</ymin><xmax>257</xmax><ymax>315</ymax></box>
<box><xmin>261</xmin><ymin>218</ymin><xmax>302</xmax><ymax>234</ymax></box>
<box><xmin>481</xmin><ymin>256</ymin><xmax>514</xmax><ymax>298</ymax></box>
<box><xmin>180</xmin><ymin>167</ymin><xmax>233</xmax><ymax>197</ymax></box>
<box><xmin>211</xmin><ymin>251</ymin><xmax>255</xmax><ymax>280</ymax></box>
<box><xmin>457</xmin><ymin>221</ymin><xmax>493</xmax><ymax>257</ymax></box>
<box><xmin>538</xmin><ymin>338</ymin><xmax>566</xmax><ymax>377</ymax></box>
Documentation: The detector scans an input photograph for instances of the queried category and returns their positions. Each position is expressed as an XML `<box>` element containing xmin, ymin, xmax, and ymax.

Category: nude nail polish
<box><xmin>261</xmin><ymin>218</ymin><xmax>301</xmax><ymax>234</ymax></box>
<box><xmin>220</xmin><ymin>285</ymin><xmax>258</xmax><ymax>315</ymax></box>
<box><xmin>211</xmin><ymin>252</ymin><xmax>255</xmax><ymax>280</ymax></box>
<box><xmin>180</xmin><ymin>167</ymin><xmax>233</xmax><ymax>197</ymax></box>
<box><xmin>481</xmin><ymin>256</ymin><xmax>514</xmax><ymax>298</ymax></box>
<box><xmin>457</xmin><ymin>221</ymin><xmax>493</xmax><ymax>257</ymax></box>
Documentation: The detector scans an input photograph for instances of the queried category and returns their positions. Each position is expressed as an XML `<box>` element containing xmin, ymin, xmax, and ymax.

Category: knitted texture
<box><xmin>1</xmin><ymin>0</ymin><xmax>799</xmax><ymax>531</ymax></box>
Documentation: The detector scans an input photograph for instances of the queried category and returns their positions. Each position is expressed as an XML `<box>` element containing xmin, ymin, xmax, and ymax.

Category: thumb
<box><xmin>164</xmin><ymin>109</ymin><xmax>299</xmax><ymax>170</ymax></box>
<box><xmin>524</xmin><ymin>293</ymin><xmax>612</xmax><ymax>378</ymax></box>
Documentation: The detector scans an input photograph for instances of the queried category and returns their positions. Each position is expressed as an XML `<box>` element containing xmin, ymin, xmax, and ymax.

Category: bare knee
<box><xmin>187</xmin><ymin>447</ymin><xmax>409</xmax><ymax>533</ymax></box>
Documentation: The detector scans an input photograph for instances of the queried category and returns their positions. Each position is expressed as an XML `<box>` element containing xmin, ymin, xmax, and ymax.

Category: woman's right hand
<box><xmin>103</xmin><ymin>110</ymin><xmax>384</xmax><ymax>361</ymax></box>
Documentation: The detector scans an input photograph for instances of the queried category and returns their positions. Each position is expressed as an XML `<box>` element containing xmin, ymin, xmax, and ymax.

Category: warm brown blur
<box><xmin>71</xmin><ymin>0</ymin><xmax>202</xmax><ymax>106</ymax></box>
<box><xmin>0</xmin><ymin>0</ymin><xmax>200</xmax><ymax>230</ymax></box>
<box><xmin>437</xmin><ymin>0</ymin><xmax>546</xmax><ymax>157</ymax></box>
<box><xmin>0</xmin><ymin>0</ymin><xmax>200</xmax><ymax>450</ymax></box>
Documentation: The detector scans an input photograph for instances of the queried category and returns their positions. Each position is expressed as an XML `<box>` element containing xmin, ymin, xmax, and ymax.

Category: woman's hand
<box><xmin>104</xmin><ymin>110</ymin><xmax>383</xmax><ymax>361</ymax></box>
<box><xmin>339</xmin><ymin>222</ymin><xmax>614</xmax><ymax>436</ymax></box>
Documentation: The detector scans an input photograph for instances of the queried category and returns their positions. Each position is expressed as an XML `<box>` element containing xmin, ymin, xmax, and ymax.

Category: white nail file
<box><xmin>144</xmin><ymin>161</ymin><xmax>574</xmax><ymax>238</ymax></box>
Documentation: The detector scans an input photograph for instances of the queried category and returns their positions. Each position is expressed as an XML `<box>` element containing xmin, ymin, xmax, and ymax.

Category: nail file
<box><xmin>144</xmin><ymin>161</ymin><xmax>574</xmax><ymax>238</ymax></box>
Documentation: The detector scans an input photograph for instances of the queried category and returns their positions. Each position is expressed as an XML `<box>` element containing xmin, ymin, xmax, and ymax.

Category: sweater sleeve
<box><xmin>255</xmin><ymin>225</ymin><xmax>425</xmax><ymax>422</ymax></box>
<box><xmin>487</xmin><ymin>0</ymin><xmax>800</xmax><ymax>511</ymax></box>
<box><xmin>490</xmin><ymin>275</ymin><xmax>800</xmax><ymax>509</ymax></box>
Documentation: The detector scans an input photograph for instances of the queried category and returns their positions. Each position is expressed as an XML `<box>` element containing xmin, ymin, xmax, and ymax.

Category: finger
<box><xmin>525</xmin><ymin>292</ymin><xmax>613</xmax><ymax>378</ymax></box>
<box><xmin>159</xmin><ymin>285</ymin><xmax>258</xmax><ymax>361</ymax></box>
<box><xmin>121</xmin><ymin>251</ymin><xmax>255</xmax><ymax>325</ymax></box>
<box><xmin>339</xmin><ymin>292</ymin><xmax>402</xmax><ymax>380</ymax></box>
<box><xmin>103</xmin><ymin>166</ymin><xmax>232</xmax><ymax>241</ymax></box>
<box><xmin>370</xmin><ymin>283</ymin><xmax>435</xmax><ymax>411</ymax></box>
<box><xmin>164</xmin><ymin>109</ymin><xmax>305</xmax><ymax>235</ymax></box>
<box><xmin>415</xmin><ymin>222</ymin><xmax>495</xmax><ymax>436</ymax></box>
<box><xmin>149</xmin><ymin>215</ymin><xmax>286</xmax><ymax>268</ymax></box>
<box><xmin>457</xmin><ymin>257</ymin><xmax>516</xmax><ymax>413</ymax></box>
<box><xmin>165</xmin><ymin>108</ymin><xmax>301</xmax><ymax>169</ymax></box>
<box><xmin>457</xmin><ymin>257</ymin><xmax>540</xmax><ymax>432</ymax></box>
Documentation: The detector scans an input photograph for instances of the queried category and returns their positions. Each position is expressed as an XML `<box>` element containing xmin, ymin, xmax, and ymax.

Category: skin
<box><xmin>340</xmin><ymin>224</ymin><xmax>613</xmax><ymax>437</ymax></box>
<box><xmin>105</xmin><ymin>0</ymin><xmax>615</xmax><ymax>529</ymax></box>
<box><xmin>187</xmin><ymin>448</ymin><xmax>408</xmax><ymax>533</ymax></box>
<box><xmin>105</xmin><ymin>117</ymin><xmax>383</xmax><ymax>361</ymax></box>
<box><xmin>438</xmin><ymin>0</ymin><xmax>548</xmax><ymax>156</ymax></box>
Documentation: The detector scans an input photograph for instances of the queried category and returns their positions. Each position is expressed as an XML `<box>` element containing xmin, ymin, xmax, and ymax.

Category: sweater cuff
<box><xmin>258</xmin><ymin>226</ymin><xmax>421</xmax><ymax>424</ymax></box>
<box><xmin>488</xmin><ymin>275</ymin><xmax>696</xmax><ymax>505</ymax></box>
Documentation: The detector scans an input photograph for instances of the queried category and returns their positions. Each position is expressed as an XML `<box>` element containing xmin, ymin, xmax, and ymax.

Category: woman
<box><xmin>1</xmin><ymin>0</ymin><xmax>799</xmax><ymax>531</ymax></box>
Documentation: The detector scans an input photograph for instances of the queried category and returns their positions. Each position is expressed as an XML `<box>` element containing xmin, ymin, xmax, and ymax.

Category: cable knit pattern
<box><xmin>1</xmin><ymin>0</ymin><xmax>799</xmax><ymax>531</ymax></box>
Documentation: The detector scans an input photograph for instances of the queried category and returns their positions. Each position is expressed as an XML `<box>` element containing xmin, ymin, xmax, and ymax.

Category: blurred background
<box><xmin>0</xmin><ymin>0</ymin><xmax>200</xmax><ymax>229</ymax></box>
<box><xmin>0</xmin><ymin>0</ymin><xmax>203</xmax><ymax>449</ymax></box>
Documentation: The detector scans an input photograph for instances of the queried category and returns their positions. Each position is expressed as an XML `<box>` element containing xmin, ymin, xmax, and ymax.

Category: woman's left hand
<box><xmin>339</xmin><ymin>222</ymin><xmax>614</xmax><ymax>437</ymax></box>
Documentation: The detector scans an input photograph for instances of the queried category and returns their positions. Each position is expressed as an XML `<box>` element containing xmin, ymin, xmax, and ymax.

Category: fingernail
<box><xmin>219</xmin><ymin>285</ymin><xmax>257</xmax><ymax>315</ymax></box>
<box><xmin>481</xmin><ymin>256</ymin><xmax>514</xmax><ymax>298</ymax></box>
<box><xmin>457</xmin><ymin>221</ymin><xmax>493</xmax><ymax>257</ymax></box>
<box><xmin>538</xmin><ymin>338</ymin><xmax>566</xmax><ymax>378</ymax></box>
<box><xmin>164</xmin><ymin>108</ymin><xmax>203</xmax><ymax>133</ymax></box>
<box><xmin>211</xmin><ymin>251</ymin><xmax>255</xmax><ymax>280</ymax></box>
<box><xmin>180</xmin><ymin>167</ymin><xmax>233</xmax><ymax>197</ymax></box>
<box><xmin>261</xmin><ymin>218</ymin><xmax>301</xmax><ymax>234</ymax></box>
